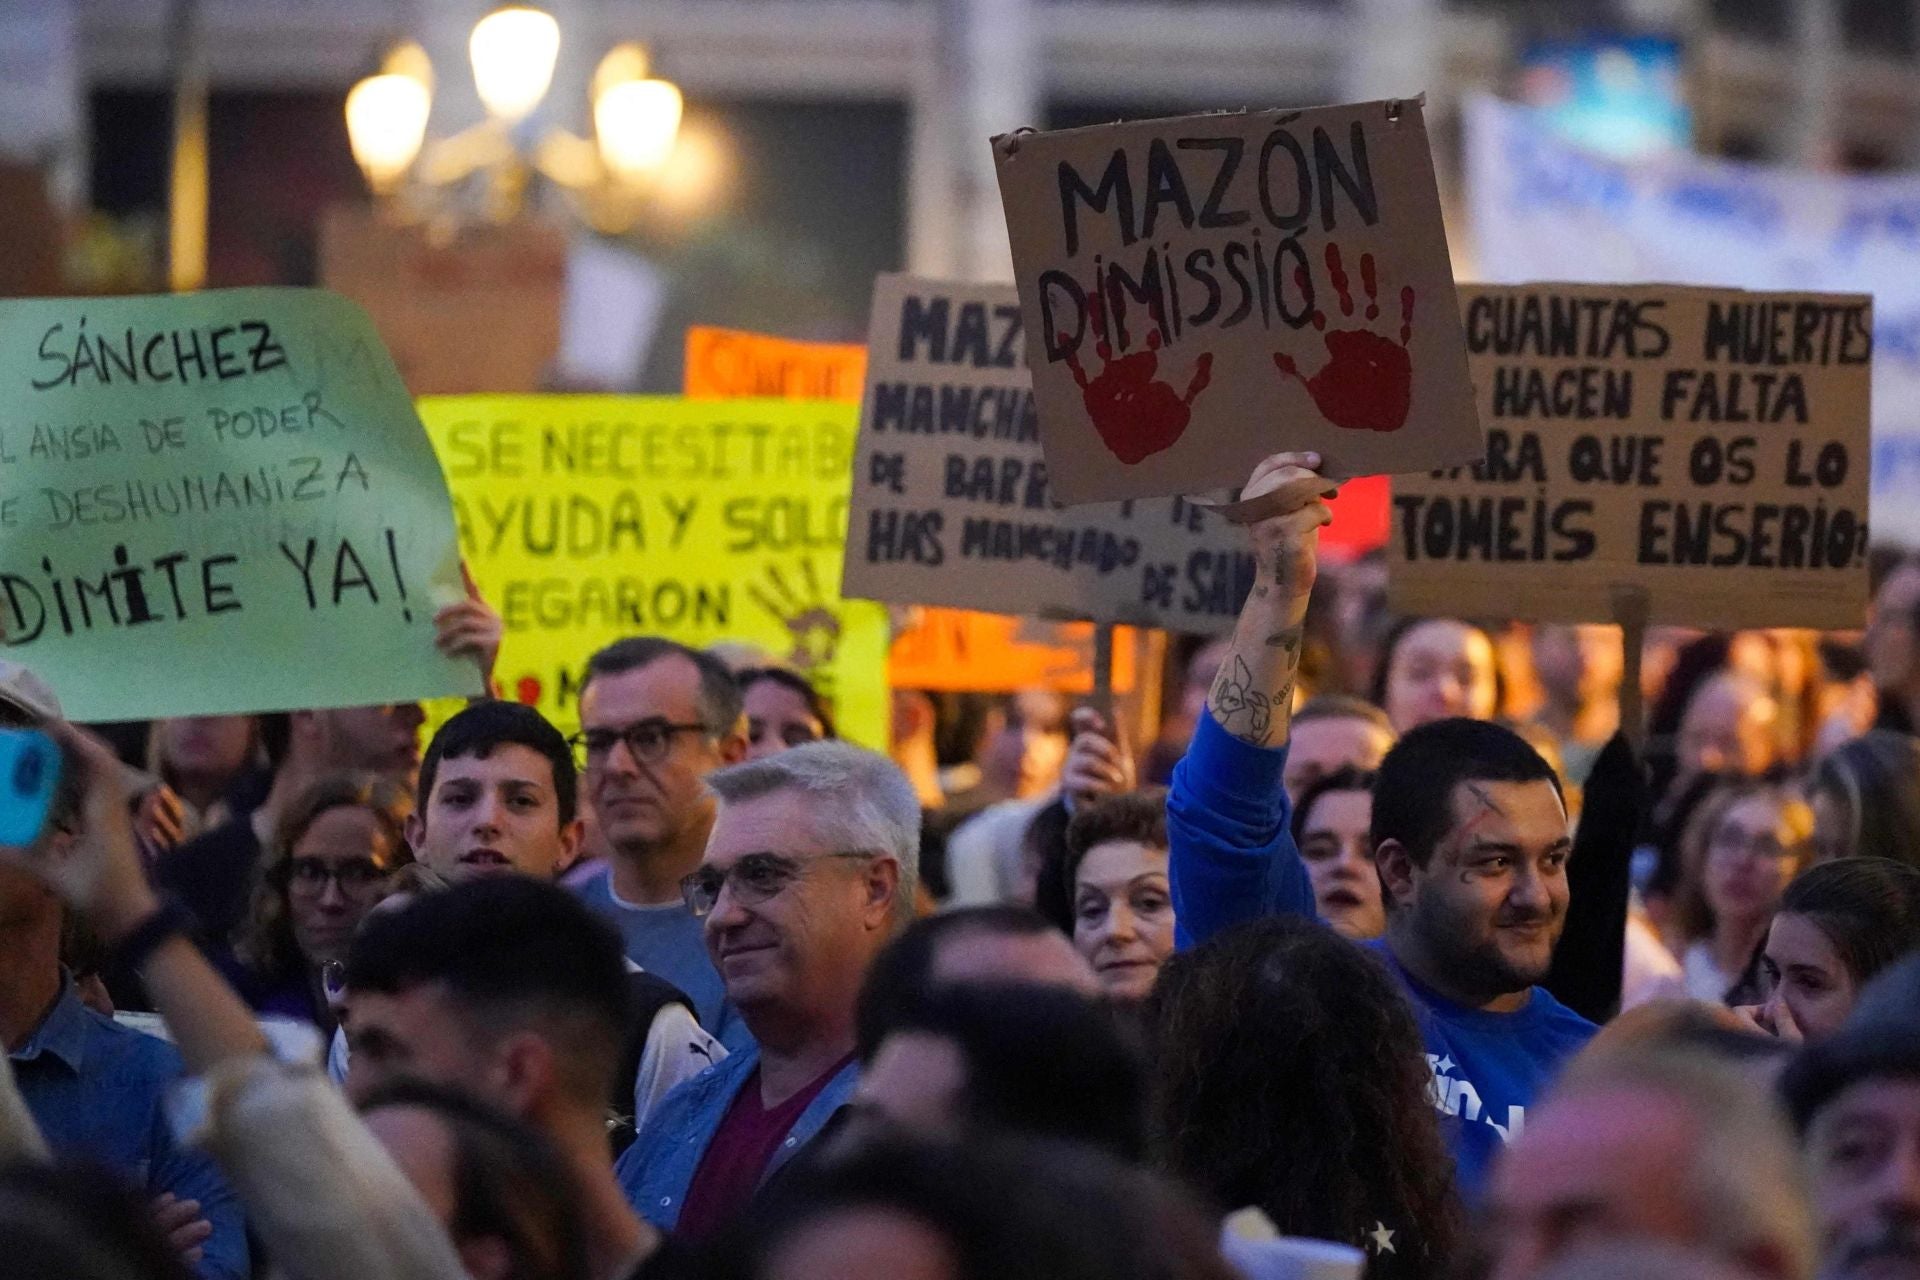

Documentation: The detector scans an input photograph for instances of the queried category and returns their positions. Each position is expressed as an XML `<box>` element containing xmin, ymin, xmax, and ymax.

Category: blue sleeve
<box><xmin>1167</xmin><ymin>712</ymin><xmax>1315</xmax><ymax>949</ymax></box>
<box><xmin>149</xmin><ymin>1107</ymin><xmax>250</xmax><ymax>1280</ymax></box>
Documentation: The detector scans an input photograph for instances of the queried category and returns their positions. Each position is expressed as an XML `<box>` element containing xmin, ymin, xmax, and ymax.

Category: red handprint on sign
<box><xmin>1059</xmin><ymin>286</ymin><xmax>1214</xmax><ymax>466</ymax></box>
<box><xmin>1273</xmin><ymin>244</ymin><xmax>1416</xmax><ymax>433</ymax></box>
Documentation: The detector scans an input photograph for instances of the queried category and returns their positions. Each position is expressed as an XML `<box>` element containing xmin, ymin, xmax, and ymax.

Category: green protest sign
<box><xmin>0</xmin><ymin>288</ymin><xmax>482</xmax><ymax>720</ymax></box>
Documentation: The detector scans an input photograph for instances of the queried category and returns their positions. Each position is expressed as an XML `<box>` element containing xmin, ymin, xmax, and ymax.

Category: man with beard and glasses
<box><xmin>1166</xmin><ymin>450</ymin><xmax>1596</xmax><ymax>1196</ymax></box>
<box><xmin>1785</xmin><ymin>954</ymin><xmax>1920</xmax><ymax>1280</ymax></box>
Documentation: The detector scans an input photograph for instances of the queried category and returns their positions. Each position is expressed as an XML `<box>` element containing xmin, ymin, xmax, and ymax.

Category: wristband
<box><xmin>112</xmin><ymin>897</ymin><xmax>198</xmax><ymax>972</ymax></box>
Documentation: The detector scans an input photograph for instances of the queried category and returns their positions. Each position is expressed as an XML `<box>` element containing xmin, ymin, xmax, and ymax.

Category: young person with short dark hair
<box><xmin>396</xmin><ymin>701</ymin><xmax>721</xmax><ymax>1151</ymax></box>
<box><xmin>345</xmin><ymin>877</ymin><xmax>661</xmax><ymax>1280</ymax></box>
<box><xmin>411</xmin><ymin>701</ymin><xmax>581</xmax><ymax>883</ymax></box>
<box><xmin>1167</xmin><ymin>451</ymin><xmax>1596</xmax><ymax>1197</ymax></box>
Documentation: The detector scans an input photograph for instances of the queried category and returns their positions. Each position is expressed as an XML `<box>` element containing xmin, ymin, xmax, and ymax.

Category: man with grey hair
<box><xmin>614</xmin><ymin>740</ymin><xmax>919</xmax><ymax>1238</ymax></box>
<box><xmin>1486</xmin><ymin>1048</ymin><xmax>1815</xmax><ymax>1280</ymax></box>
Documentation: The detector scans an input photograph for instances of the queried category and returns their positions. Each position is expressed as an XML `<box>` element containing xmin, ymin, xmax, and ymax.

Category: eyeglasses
<box><xmin>680</xmin><ymin>850</ymin><xmax>879</xmax><ymax>919</ymax></box>
<box><xmin>569</xmin><ymin>719</ymin><xmax>710</xmax><ymax>767</ymax></box>
<box><xmin>286</xmin><ymin>856</ymin><xmax>392</xmax><ymax>896</ymax></box>
<box><xmin>1708</xmin><ymin>828</ymin><xmax>1799</xmax><ymax>862</ymax></box>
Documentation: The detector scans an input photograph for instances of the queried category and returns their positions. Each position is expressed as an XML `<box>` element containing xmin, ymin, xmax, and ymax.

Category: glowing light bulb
<box><xmin>469</xmin><ymin>5</ymin><xmax>559</xmax><ymax>122</ymax></box>
<box><xmin>345</xmin><ymin>73</ymin><xmax>431</xmax><ymax>191</ymax></box>
<box><xmin>595</xmin><ymin>78</ymin><xmax>683</xmax><ymax>177</ymax></box>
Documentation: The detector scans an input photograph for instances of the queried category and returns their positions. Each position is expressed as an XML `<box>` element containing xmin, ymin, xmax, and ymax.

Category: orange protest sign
<box><xmin>889</xmin><ymin>613</ymin><xmax>1139</xmax><ymax>694</ymax></box>
<box><xmin>684</xmin><ymin>327</ymin><xmax>868</xmax><ymax>401</ymax></box>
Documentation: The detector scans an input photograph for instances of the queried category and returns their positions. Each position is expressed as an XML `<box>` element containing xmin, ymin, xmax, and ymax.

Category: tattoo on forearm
<box><xmin>1211</xmin><ymin>655</ymin><xmax>1275</xmax><ymax>746</ymax></box>
<box><xmin>1264</xmin><ymin>626</ymin><xmax>1303</xmax><ymax>653</ymax></box>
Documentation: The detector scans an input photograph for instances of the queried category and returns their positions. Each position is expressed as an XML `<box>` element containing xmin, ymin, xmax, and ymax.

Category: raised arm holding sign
<box><xmin>1166</xmin><ymin>451</ymin><xmax>1597</xmax><ymax>1201</ymax></box>
<box><xmin>1198</xmin><ymin>452</ymin><xmax>1332</xmax><ymax>750</ymax></box>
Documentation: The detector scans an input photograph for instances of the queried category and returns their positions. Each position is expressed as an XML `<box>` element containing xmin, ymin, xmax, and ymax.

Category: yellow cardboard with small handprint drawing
<box><xmin>414</xmin><ymin>395</ymin><xmax>888</xmax><ymax>747</ymax></box>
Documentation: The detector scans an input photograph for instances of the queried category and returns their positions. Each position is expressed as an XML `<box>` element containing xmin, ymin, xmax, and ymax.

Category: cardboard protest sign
<box><xmin>844</xmin><ymin>274</ymin><xmax>1258</xmax><ymax>634</ymax></box>
<box><xmin>683</xmin><ymin>321</ymin><xmax>1152</xmax><ymax>691</ymax></box>
<box><xmin>992</xmin><ymin>99</ymin><xmax>1482</xmax><ymax>506</ymax></box>
<box><xmin>0</xmin><ymin>288</ymin><xmax>480</xmax><ymax>720</ymax></box>
<box><xmin>419</xmin><ymin>396</ymin><xmax>888</xmax><ymax>746</ymax></box>
<box><xmin>1390</xmin><ymin>284</ymin><xmax>1872</xmax><ymax>629</ymax></box>
<box><xmin>1466</xmin><ymin>93</ymin><xmax>1920</xmax><ymax>548</ymax></box>
<box><xmin>685</xmin><ymin>327</ymin><xmax>868</xmax><ymax>401</ymax></box>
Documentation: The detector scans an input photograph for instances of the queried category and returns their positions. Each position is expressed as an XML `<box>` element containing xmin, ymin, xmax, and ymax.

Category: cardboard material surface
<box><xmin>319</xmin><ymin>206</ymin><xmax>564</xmax><ymax>395</ymax></box>
<box><xmin>993</xmin><ymin>99</ymin><xmax>1481</xmax><ymax>505</ymax></box>
<box><xmin>843</xmin><ymin>274</ymin><xmax>1255</xmax><ymax>635</ymax></box>
<box><xmin>1389</xmin><ymin>283</ymin><xmax>1872</xmax><ymax>630</ymax></box>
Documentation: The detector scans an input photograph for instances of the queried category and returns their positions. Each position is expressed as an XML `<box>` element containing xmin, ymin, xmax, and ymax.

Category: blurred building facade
<box><xmin>6</xmin><ymin>0</ymin><xmax>1918</xmax><ymax>380</ymax></box>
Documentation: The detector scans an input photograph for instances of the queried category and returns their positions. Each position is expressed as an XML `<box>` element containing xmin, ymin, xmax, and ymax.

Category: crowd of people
<box><xmin>5</xmin><ymin>447</ymin><xmax>1920</xmax><ymax>1280</ymax></box>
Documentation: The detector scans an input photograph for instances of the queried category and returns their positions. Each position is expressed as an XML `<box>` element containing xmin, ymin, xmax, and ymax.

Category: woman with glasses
<box><xmin>1672</xmin><ymin>778</ymin><xmax>1814</xmax><ymax>1005</ymax></box>
<box><xmin>235</xmin><ymin>774</ymin><xmax>413</xmax><ymax>1034</ymax></box>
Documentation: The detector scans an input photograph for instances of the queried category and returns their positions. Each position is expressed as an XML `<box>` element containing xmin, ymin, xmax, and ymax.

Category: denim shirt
<box><xmin>12</xmin><ymin>975</ymin><xmax>250</xmax><ymax>1280</ymax></box>
<box><xmin>614</xmin><ymin>1044</ymin><xmax>859</xmax><ymax>1232</ymax></box>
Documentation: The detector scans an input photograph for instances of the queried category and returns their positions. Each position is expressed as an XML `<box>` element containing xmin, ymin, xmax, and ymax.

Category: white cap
<box><xmin>0</xmin><ymin>659</ymin><xmax>61</xmax><ymax>723</ymax></box>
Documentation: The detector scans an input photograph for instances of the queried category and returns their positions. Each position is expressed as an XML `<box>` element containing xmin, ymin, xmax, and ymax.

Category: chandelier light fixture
<box><xmin>344</xmin><ymin>4</ymin><xmax>685</xmax><ymax>233</ymax></box>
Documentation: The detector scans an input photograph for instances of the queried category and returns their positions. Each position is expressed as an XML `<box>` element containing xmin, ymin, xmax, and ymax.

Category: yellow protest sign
<box><xmin>418</xmin><ymin>396</ymin><xmax>888</xmax><ymax>747</ymax></box>
<box><xmin>682</xmin><ymin>324</ymin><xmax>1141</xmax><ymax>694</ymax></box>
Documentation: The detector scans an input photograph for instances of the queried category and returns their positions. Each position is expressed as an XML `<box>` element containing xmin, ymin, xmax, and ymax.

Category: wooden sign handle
<box><xmin>1091</xmin><ymin>622</ymin><xmax>1116</xmax><ymax>721</ymax></box>
<box><xmin>1609</xmin><ymin>584</ymin><xmax>1651</xmax><ymax>758</ymax></box>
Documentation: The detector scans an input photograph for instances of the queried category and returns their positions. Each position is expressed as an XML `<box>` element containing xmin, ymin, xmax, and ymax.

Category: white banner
<box><xmin>1466</xmin><ymin>94</ymin><xmax>1920</xmax><ymax>546</ymax></box>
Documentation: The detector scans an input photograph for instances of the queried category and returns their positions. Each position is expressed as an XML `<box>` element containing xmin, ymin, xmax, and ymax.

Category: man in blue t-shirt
<box><xmin>1167</xmin><ymin>450</ymin><xmax>1597</xmax><ymax>1198</ymax></box>
<box><xmin>570</xmin><ymin>637</ymin><xmax>754</xmax><ymax>1054</ymax></box>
